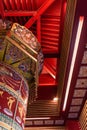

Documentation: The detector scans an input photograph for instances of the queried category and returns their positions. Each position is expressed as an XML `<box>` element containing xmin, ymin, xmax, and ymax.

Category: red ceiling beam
<box><xmin>15</xmin><ymin>0</ymin><xmax>21</xmax><ymax>10</ymax></box>
<box><xmin>21</xmin><ymin>0</ymin><xmax>26</xmax><ymax>10</ymax></box>
<box><xmin>44</xmin><ymin>61</ymin><xmax>56</xmax><ymax>79</ymax></box>
<box><xmin>3</xmin><ymin>0</ymin><xmax>11</xmax><ymax>10</ymax></box>
<box><xmin>37</xmin><ymin>16</ymin><xmax>41</xmax><ymax>43</ymax></box>
<box><xmin>25</xmin><ymin>0</ymin><xmax>56</xmax><ymax>28</ymax></box>
<box><xmin>39</xmin><ymin>74</ymin><xmax>56</xmax><ymax>86</ymax></box>
<box><xmin>30</xmin><ymin>0</ymin><xmax>35</xmax><ymax>10</ymax></box>
<box><xmin>0</xmin><ymin>0</ymin><xmax>5</xmax><ymax>19</ymax></box>
<box><xmin>9</xmin><ymin>0</ymin><xmax>16</xmax><ymax>10</ymax></box>
<box><xmin>4</xmin><ymin>11</ymin><xmax>36</xmax><ymax>17</ymax></box>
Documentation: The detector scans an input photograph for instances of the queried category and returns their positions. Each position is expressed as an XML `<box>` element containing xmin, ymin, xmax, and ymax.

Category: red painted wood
<box><xmin>4</xmin><ymin>11</ymin><xmax>36</xmax><ymax>17</ymax></box>
<box><xmin>38</xmin><ymin>85</ymin><xmax>57</xmax><ymax>99</ymax></box>
<box><xmin>37</xmin><ymin>16</ymin><xmax>41</xmax><ymax>42</ymax></box>
<box><xmin>15</xmin><ymin>0</ymin><xmax>21</xmax><ymax>10</ymax></box>
<box><xmin>26</xmin><ymin>0</ymin><xmax>30</xmax><ymax>10</ymax></box>
<box><xmin>30</xmin><ymin>0</ymin><xmax>35</xmax><ymax>10</ymax></box>
<box><xmin>3</xmin><ymin>0</ymin><xmax>11</xmax><ymax>10</ymax></box>
<box><xmin>9</xmin><ymin>0</ymin><xmax>16</xmax><ymax>10</ymax></box>
<box><xmin>25</xmin><ymin>0</ymin><xmax>56</xmax><ymax>28</ymax></box>
<box><xmin>44</xmin><ymin>60</ymin><xmax>56</xmax><ymax>79</ymax></box>
<box><xmin>39</xmin><ymin>73</ymin><xmax>57</xmax><ymax>86</ymax></box>
<box><xmin>66</xmin><ymin>121</ymin><xmax>80</xmax><ymax>130</ymax></box>
<box><xmin>21</xmin><ymin>0</ymin><xmax>26</xmax><ymax>10</ymax></box>
<box><xmin>0</xmin><ymin>0</ymin><xmax>5</xmax><ymax>19</ymax></box>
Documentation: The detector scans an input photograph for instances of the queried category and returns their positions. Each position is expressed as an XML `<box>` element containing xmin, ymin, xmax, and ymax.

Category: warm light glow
<box><xmin>25</xmin><ymin>117</ymin><xmax>50</xmax><ymax>120</ymax></box>
<box><xmin>53</xmin><ymin>97</ymin><xmax>58</xmax><ymax>102</ymax></box>
<box><xmin>63</xmin><ymin>16</ymin><xmax>84</xmax><ymax>111</ymax></box>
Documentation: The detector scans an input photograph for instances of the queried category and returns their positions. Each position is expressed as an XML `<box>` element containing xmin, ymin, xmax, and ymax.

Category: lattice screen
<box><xmin>79</xmin><ymin>100</ymin><xmax>87</xmax><ymax>130</ymax></box>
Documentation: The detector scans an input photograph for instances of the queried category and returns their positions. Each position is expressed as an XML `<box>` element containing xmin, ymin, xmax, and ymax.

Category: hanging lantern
<box><xmin>0</xmin><ymin>63</ymin><xmax>29</xmax><ymax>130</ymax></box>
<box><xmin>0</xmin><ymin>20</ymin><xmax>44</xmax><ymax>103</ymax></box>
<box><xmin>0</xmin><ymin>19</ymin><xmax>44</xmax><ymax>130</ymax></box>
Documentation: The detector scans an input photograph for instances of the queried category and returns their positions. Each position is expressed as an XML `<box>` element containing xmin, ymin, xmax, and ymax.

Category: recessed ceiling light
<box><xmin>53</xmin><ymin>97</ymin><xmax>58</xmax><ymax>101</ymax></box>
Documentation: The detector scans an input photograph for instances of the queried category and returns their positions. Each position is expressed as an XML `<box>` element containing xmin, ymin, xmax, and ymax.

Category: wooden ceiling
<box><xmin>0</xmin><ymin>0</ymin><xmax>87</xmax><ymax>128</ymax></box>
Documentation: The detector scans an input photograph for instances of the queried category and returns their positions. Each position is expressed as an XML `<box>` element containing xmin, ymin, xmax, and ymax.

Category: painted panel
<box><xmin>75</xmin><ymin>79</ymin><xmax>87</xmax><ymax>88</ymax></box>
<box><xmin>0</xmin><ymin>63</ymin><xmax>28</xmax><ymax>130</ymax></box>
<box><xmin>71</xmin><ymin>99</ymin><xmax>83</xmax><ymax>105</ymax></box>
<box><xmin>69</xmin><ymin>106</ymin><xmax>81</xmax><ymax>112</ymax></box>
<box><xmin>78</xmin><ymin>66</ymin><xmax>87</xmax><ymax>77</ymax></box>
<box><xmin>82</xmin><ymin>51</ymin><xmax>87</xmax><ymax>64</ymax></box>
<box><xmin>68</xmin><ymin>113</ymin><xmax>78</xmax><ymax>118</ymax></box>
<box><xmin>73</xmin><ymin>89</ymin><xmax>86</xmax><ymax>97</ymax></box>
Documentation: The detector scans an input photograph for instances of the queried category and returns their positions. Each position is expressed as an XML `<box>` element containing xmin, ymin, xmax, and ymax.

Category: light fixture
<box><xmin>53</xmin><ymin>97</ymin><xmax>58</xmax><ymax>102</ymax></box>
<box><xmin>25</xmin><ymin>117</ymin><xmax>50</xmax><ymax>120</ymax></box>
<box><xmin>63</xmin><ymin>16</ymin><xmax>84</xmax><ymax>111</ymax></box>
